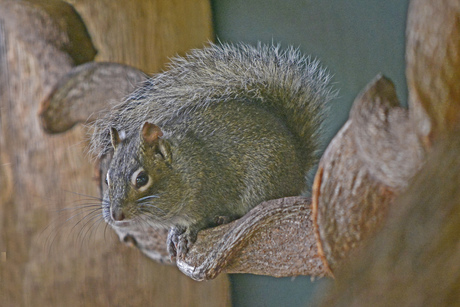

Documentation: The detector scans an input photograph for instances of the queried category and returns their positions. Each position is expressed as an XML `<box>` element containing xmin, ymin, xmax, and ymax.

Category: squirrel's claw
<box><xmin>167</xmin><ymin>226</ymin><xmax>197</xmax><ymax>260</ymax></box>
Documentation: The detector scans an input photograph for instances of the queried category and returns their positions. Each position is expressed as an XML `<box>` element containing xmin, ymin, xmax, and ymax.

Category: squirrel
<box><xmin>91</xmin><ymin>43</ymin><xmax>334</xmax><ymax>259</ymax></box>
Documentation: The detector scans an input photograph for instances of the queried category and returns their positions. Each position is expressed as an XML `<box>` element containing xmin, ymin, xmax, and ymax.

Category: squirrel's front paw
<box><xmin>167</xmin><ymin>227</ymin><xmax>197</xmax><ymax>260</ymax></box>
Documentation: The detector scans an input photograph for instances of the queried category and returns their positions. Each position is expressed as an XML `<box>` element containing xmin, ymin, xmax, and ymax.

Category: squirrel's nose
<box><xmin>111</xmin><ymin>207</ymin><xmax>125</xmax><ymax>221</ymax></box>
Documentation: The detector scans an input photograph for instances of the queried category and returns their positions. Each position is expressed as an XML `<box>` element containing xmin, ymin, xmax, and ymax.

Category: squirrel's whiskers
<box><xmin>41</xmin><ymin>192</ymin><xmax>108</xmax><ymax>254</ymax></box>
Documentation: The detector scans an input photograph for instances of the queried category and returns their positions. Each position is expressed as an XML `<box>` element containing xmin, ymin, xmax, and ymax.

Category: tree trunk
<box><xmin>0</xmin><ymin>1</ymin><xmax>230</xmax><ymax>306</ymax></box>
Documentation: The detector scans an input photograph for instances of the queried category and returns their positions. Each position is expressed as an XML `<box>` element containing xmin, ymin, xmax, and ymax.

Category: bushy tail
<box><xmin>91</xmin><ymin>43</ymin><xmax>335</xmax><ymax>159</ymax></box>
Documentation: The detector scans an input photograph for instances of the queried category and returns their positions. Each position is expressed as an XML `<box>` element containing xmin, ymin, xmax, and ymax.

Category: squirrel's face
<box><xmin>104</xmin><ymin>122</ymin><xmax>179</xmax><ymax>228</ymax></box>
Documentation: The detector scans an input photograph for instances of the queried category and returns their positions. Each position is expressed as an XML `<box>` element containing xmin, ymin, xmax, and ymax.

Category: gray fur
<box><xmin>91</xmin><ymin>43</ymin><xmax>334</xmax><ymax>158</ymax></box>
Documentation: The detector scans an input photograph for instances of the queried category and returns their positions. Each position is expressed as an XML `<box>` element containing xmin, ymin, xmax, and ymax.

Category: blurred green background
<box><xmin>211</xmin><ymin>0</ymin><xmax>410</xmax><ymax>306</ymax></box>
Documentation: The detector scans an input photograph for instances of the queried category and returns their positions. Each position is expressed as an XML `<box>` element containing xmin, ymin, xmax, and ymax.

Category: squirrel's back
<box><xmin>92</xmin><ymin>43</ymin><xmax>334</xmax><ymax>171</ymax></box>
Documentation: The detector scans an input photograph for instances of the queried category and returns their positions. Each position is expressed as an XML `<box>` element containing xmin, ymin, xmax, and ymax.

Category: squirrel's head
<box><xmin>104</xmin><ymin>122</ymin><xmax>179</xmax><ymax>227</ymax></box>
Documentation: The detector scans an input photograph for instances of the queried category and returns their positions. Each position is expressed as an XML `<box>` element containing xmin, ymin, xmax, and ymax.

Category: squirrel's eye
<box><xmin>131</xmin><ymin>168</ymin><xmax>151</xmax><ymax>191</ymax></box>
<box><xmin>136</xmin><ymin>171</ymin><xmax>149</xmax><ymax>188</ymax></box>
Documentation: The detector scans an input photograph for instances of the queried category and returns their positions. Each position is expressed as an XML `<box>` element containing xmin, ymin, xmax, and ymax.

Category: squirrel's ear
<box><xmin>141</xmin><ymin>122</ymin><xmax>163</xmax><ymax>144</ymax></box>
<box><xmin>110</xmin><ymin>127</ymin><xmax>122</xmax><ymax>150</ymax></box>
<box><xmin>141</xmin><ymin>122</ymin><xmax>172</xmax><ymax>164</ymax></box>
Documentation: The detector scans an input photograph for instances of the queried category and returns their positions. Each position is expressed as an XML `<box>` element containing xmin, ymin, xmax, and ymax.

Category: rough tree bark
<box><xmin>0</xmin><ymin>1</ymin><xmax>231</xmax><ymax>306</ymax></box>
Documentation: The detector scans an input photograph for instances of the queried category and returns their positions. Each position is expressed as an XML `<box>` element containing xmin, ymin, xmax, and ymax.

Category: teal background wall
<box><xmin>210</xmin><ymin>0</ymin><xmax>410</xmax><ymax>306</ymax></box>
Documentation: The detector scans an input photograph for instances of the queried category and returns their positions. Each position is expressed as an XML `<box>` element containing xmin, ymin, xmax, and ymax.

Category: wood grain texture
<box><xmin>0</xmin><ymin>1</ymin><xmax>230</xmax><ymax>306</ymax></box>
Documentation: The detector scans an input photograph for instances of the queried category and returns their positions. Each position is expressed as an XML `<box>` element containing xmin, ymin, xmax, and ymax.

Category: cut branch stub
<box><xmin>312</xmin><ymin>75</ymin><xmax>424</xmax><ymax>273</ymax></box>
<box><xmin>39</xmin><ymin>62</ymin><xmax>146</xmax><ymax>133</ymax></box>
<box><xmin>0</xmin><ymin>0</ymin><xmax>96</xmax><ymax>67</ymax></box>
<box><xmin>406</xmin><ymin>0</ymin><xmax>460</xmax><ymax>143</ymax></box>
